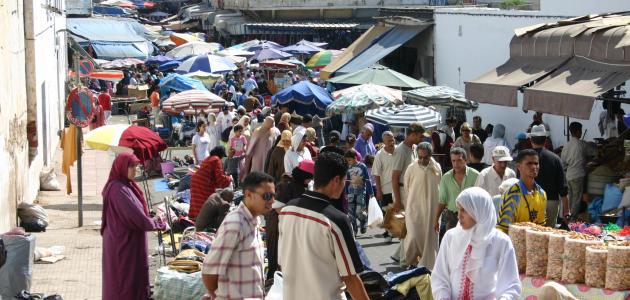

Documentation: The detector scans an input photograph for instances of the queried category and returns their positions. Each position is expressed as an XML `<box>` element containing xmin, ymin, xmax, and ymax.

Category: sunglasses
<box><xmin>251</xmin><ymin>190</ymin><xmax>275</xmax><ymax>202</ymax></box>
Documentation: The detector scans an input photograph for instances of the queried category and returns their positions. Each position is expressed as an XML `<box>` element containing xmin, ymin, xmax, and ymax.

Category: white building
<box><xmin>433</xmin><ymin>0</ymin><xmax>630</xmax><ymax>147</ymax></box>
<box><xmin>0</xmin><ymin>1</ymin><xmax>67</xmax><ymax>232</ymax></box>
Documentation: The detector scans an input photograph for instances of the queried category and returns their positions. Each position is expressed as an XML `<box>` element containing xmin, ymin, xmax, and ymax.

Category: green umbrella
<box><xmin>328</xmin><ymin>64</ymin><xmax>429</xmax><ymax>89</ymax></box>
<box><xmin>404</xmin><ymin>86</ymin><xmax>479</xmax><ymax>110</ymax></box>
<box><xmin>326</xmin><ymin>83</ymin><xmax>403</xmax><ymax>116</ymax></box>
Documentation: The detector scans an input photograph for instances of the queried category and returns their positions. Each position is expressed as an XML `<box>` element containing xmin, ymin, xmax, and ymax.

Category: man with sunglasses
<box><xmin>475</xmin><ymin>146</ymin><xmax>516</xmax><ymax>197</ymax></box>
<box><xmin>201</xmin><ymin>171</ymin><xmax>275</xmax><ymax>300</ymax></box>
<box><xmin>497</xmin><ymin>149</ymin><xmax>547</xmax><ymax>233</ymax></box>
<box><xmin>278</xmin><ymin>152</ymin><xmax>369</xmax><ymax>300</ymax></box>
<box><xmin>402</xmin><ymin>142</ymin><xmax>442</xmax><ymax>269</ymax></box>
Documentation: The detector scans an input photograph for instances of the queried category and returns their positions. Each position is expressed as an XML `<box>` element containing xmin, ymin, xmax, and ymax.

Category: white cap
<box><xmin>492</xmin><ymin>146</ymin><xmax>512</xmax><ymax>162</ymax></box>
<box><xmin>528</xmin><ymin>124</ymin><xmax>548</xmax><ymax>137</ymax></box>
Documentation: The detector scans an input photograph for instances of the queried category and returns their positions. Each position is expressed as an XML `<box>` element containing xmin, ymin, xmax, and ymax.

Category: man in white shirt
<box><xmin>561</xmin><ymin>122</ymin><xmax>596</xmax><ymax>215</ymax></box>
<box><xmin>475</xmin><ymin>146</ymin><xmax>517</xmax><ymax>197</ymax></box>
<box><xmin>371</xmin><ymin>131</ymin><xmax>396</xmax><ymax>242</ymax></box>
<box><xmin>216</xmin><ymin>105</ymin><xmax>235</xmax><ymax>134</ymax></box>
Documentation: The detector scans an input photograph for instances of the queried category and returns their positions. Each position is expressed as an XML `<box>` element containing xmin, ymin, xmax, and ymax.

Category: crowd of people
<box><xmin>94</xmin><ymin>57</ymin><xmax>604</xmax><ymax>299</ymax></box>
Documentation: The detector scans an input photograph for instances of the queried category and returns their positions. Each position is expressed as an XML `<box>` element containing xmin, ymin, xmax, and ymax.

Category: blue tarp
<box><xmin>67</xmin><ymin>18</ymin><xmax>152</xmax><ymax>59</ymax></box>
<box><xmin>93</xmin><ymin>6</ymin><xmax>129</xmax><ymax>16</ymax></box>
<box><xmin>91</xmin><ymin>42</ymin><xmax>146</xmax><ymax>60</ymax></box>
<box><xmin>336</xmin><ymin>25</ymin><xmax>425</xmax><ymax>75</ymax></box>
<box><xmin>272</xmin><ymin>81</ymin><xmax>333</xmax><ymax>117</ymax></box>
<box><xmin>159</xmin><ymin>73</ymin><xmax>208</xmax><ymax>95</ymax></box>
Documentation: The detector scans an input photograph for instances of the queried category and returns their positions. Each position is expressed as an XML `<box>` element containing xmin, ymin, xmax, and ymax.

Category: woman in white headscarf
<box><xmin>431</xmin><ymin>187</ymin><xmax>521</xmax><ymax>300</ymax></box>
<box><xmin>482</xmin><ymin>124</ymin><xmax>510</xmax><ymax>165</ymax></box>
<box><xmin>283</xmin><ymin>127</ymin><xmax>312</xmax><ymax>174</ymax></box>
<box><xmin>206</xmin><ymin>112</ymin><xmax>220</xmax><ymax>151</ymax></box>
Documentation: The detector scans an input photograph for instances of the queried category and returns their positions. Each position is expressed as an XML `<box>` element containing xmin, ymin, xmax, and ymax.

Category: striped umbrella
<box><xmin>161</xmin><ymin>90</ymin><xmax>225</xmax><ymax>113</ymax></box>
<box><xmin>306</xmin><ymin>50</ymin><xmax>343</xmax><ymax>70</ymax></box>
<box><xmin>84</xmin><ymin>124</ymin><xmax>167</xmax><ymax>161</ymax></box>
<box><xmin>365</xmin><ymin>105</ymin><xmax>441</xmax><ymax>129</ymax></box>
<box><xmin>176</xmin><ymin>54</ymin><xmax>237</xmax><ymax>74</ymax></box>
<box><xmin>101</xmin><ymin>58</ymin><xmax>145</xmax><ymax>69</ymax></box>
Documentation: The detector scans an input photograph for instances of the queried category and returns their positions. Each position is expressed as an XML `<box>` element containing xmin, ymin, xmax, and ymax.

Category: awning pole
<box><xmin>75</xmin><ymin>53</ymin><xmax>84</xmax><ymax>227</ymax></box>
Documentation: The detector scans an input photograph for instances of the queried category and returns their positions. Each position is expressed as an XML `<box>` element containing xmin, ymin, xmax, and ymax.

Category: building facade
<box><xmin>0</xmin><ymin>0</ymin><xmax>67</xmax><ymax>232</ymax></box>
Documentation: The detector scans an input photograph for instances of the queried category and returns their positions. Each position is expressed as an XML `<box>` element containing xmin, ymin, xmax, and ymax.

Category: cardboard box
<box><xmin>128</xmin><ymin>84</ymin><xmax>149</xmax><ymax>99</ymax></box>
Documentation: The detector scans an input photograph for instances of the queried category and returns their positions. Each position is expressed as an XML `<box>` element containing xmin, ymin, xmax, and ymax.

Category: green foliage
<box><xmin>500</xmin><ymin>0</ymin><xmax>527</xmax><ymax>9</ymax></box>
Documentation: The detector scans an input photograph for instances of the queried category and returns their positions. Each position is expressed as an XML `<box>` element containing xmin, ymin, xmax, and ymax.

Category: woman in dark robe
<box><xmin>101</xmin><ymin>153</ymin><xmax>165</xmax><ymax>300</ymax></box>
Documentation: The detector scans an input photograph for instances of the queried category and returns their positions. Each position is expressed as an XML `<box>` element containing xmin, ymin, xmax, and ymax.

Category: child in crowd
<box><xmin>344</xmin><ymin>149</ymin><xmax>373</xmax><ymax>236</ymax></box>
<box><xmin>363</xmin><ymin>154</ymin><xmax>376</xmax><ymax>202</ymax></box>
<box><xmin>229</xmin><ymin>124</ymin><xmax>247</xmax><ymax>157</ymax></box>
<box><xmin>224</xmin><ymin>148</ymin><xmax>245</xmax><ymax>188</ymax></box>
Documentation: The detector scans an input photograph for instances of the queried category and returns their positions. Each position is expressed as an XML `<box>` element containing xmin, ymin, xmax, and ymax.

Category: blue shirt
<box><xmin>354</xmin><ymin>136</ymin><xmax>377</xmax><ymax>160</ymax></box>
<box><xmin>345</xmin><ymin>162</ymin><xmax>373</xmax><ymax>197</ymax></box>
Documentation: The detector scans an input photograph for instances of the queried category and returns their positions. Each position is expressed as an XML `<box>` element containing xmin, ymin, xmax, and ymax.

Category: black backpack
<box><xmin>360</xmin><ymin>270</ymin><xmax>388</xmax><ymax>300</ymax></box>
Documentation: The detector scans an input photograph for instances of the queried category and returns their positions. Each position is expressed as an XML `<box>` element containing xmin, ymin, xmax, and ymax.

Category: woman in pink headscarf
<box><xmin>101</xmin><ymin>153</ymin><xmax>165</xmax><ymax>300</ymax></box>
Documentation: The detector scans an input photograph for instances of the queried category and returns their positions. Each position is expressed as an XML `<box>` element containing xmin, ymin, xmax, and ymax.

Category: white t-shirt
<box><xmin>474</xmin><ymin>165</ymin><xmax>517</xmax><ymax>197</ymax></box>
<box><xmin>372</xmin><ymin>148</ymin><xmax>395</xmax><ymax>195</ymax></box>
<box><xmin>192</xmin><ymin>132</ymin><xmax>211</xmax><ymax>162</ymax></box>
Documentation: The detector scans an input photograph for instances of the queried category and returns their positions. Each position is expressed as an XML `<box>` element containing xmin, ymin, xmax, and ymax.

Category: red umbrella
<box><xmin>85</xmin><ymin>124</ymin><xmax>167</xmax><ymax>162</ymax></box>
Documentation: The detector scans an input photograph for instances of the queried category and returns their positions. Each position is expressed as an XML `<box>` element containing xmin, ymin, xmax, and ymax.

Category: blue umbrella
<box><xmin>159</xmin><ymin>73</ymin><xmax>208</xmax><ymax>95</ymax></box>
<box><xmin>146</xmin><ymin>55</ymin><xmax>173</xmax><ymax>65</ymax></box>
<box><xmin>175</xmin><ymin>54</ymin><xmax>237</xmax><ymax>74</ymax></box>
<box><xmin>281</xmin><ymin>40</ymin><xmax>324</xmax><ymax>55</ymax></box>
<box><xmin>252</xmin><ymin>47</ymin><xmax>292</xmax><ymax>62</ymax></box>
<box><xmin>272</xmin><ymin>80</ymin><xmax>333</xmax><ymax>117</ymax></box>
<box><xmin>158</xmin><ymin>60</ymin><xmax>180</xmax><ymax>71</ymax></box>
<box><xmin>245</xmin><ymin>40</ymin><xmax>284</xmax><ymax>52</ymax></box>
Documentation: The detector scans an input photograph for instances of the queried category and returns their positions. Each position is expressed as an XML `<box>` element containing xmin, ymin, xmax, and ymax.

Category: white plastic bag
<box><xmin>266</xmin><ymin>271</ymin><xmax>283</xmax><ymax>300</ymax></box>
<box><xmin>367</xmin><ymin>197</ymin><xmax>384</xmax><ymax>228</ymax></box>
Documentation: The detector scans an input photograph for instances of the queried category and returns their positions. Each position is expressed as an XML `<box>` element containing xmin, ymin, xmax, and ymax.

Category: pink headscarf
<box><xmin>101</xmin><ymin>152</ymin><xmax>149</xmax><ymax>215</ymax></box>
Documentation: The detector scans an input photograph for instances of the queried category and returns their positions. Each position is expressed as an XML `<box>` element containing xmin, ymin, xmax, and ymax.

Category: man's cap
<box><xmin>528</xmin><ymin>124</ymin><xmax>548</xmax><ymax>137</ymax></box>
<box><xmin>516</xmin><ymin>132</ymin><xmax>527</xmax><ymax>140</ymax></box>
<box><xmin>492</xmin><ymin>146</ymin><xmax>513</xmax><ymax>162</ymax></box>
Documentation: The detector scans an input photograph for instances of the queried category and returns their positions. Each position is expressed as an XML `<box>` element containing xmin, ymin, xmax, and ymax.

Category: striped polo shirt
<box><xmin>278</xmin><ymin>191</ymin><xmax>364</xmax><ymax>300</ymax></box>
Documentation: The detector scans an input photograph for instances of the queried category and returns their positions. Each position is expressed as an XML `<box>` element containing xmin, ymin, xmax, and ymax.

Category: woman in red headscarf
<box><xmin>101</xmin><ymin>152</ymin><xmax>165</xmax><ymax>300</ymax></box>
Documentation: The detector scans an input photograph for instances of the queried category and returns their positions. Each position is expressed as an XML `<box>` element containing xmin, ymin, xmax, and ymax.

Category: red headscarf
<box><xmin>101</xmin><ymin>152</ymin><xmax>149</xmax><ymax>215</ymax></box>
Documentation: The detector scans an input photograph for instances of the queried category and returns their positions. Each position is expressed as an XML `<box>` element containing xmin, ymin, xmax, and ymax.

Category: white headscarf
<box><xmin>448</xmin><ymin>187</ymin><xmax>497</xmax><ymax>278</ymax></box>
<box><xmin>291</xmin><ymin>127</ymin><xmax>306</xmax><ymax>152</ymax></box>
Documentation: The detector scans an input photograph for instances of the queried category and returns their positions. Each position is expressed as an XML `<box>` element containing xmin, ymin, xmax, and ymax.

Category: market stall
<box><xmin>508</xmin><ymin>222</ymin><xmax>630</xmax><ymax>299</ymax></box>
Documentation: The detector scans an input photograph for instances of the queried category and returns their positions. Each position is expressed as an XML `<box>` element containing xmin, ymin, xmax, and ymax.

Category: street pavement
<box><xmin>29</xmin><ymin>115</ymin><xmax>404</xmax><ymax>299</ymax></box>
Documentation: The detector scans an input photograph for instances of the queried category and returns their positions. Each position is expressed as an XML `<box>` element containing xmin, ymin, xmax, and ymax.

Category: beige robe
<box><xmin>402</xmin><ymin>157</ymin><xmax>442</xmax><ymax>268</ymax></box>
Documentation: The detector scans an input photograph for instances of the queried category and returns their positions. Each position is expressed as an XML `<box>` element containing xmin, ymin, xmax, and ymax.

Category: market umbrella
<box><xmin>162</xmin><ymin>90</ymin><xmax>225</xmax><ymax>113</ymax></box>
<box><xmin>84</xmin><ymin>124</ymin><xmax>167</xmax><ymax>162</ymax></box>
<box><xmin>183</xmin><ymin>71</ymin><xmax>223</xmax><ymax>89</ymax></box>
<box><xmin>327</xmin><ymin>83</ymin><xmax>403</xmax><ymax>116</ymax></box>
<box><xmin>228</xmin><ymin>39</ymin><xmax>262</xmax><ymax>50</ymax></box>
<box><xmin>176</xmin><ymin>54</ymin><xmax>237</xmax><ymax>74</ymax></box>
<box><xmin>285</xmin><ymin>59</ymin><xmax>305</xmax><ymax>67</ymax></box>
<box><xmin>159</xmin><ymin>73</ymin><xmax>208</xmax><ymax>94</ymax></box>
<box><xmin>301</xmin><ymin>39</ymin><xmax>328</xmax><ymax>48</ymax></box>
<box><xmin>271</xmin><ymin>80</ymin><xmax>333</xmax><ymax>117</ymax></box>
<box><xmin>166</xmin><ymin>41</ymin><xmax>223</xmax><ymax>59</ymax></box>
<box><xmin>158</xmin><ymin>60</ymin><xmax>180</xmax><ymax>72</ymax></box>
<box><xmin>403</xmin><ymin>86</ymin><xmax>479</xmax><ymax>110</ymax></box>
<box><xmin>221</xmin><ymin>55</ymin><xmax>247</xmax><ymax>65</ymax></box>
<box><xmin>259</xmin><ymin>60</ymin><xmax>297</xmax><ymax>70</ymax></box>
<box><xmin>281</xmin><ymin>40</ymin><xmax>324</xmax><ymax>55</ymax></box>
<box><xmin>100</xmin><ymin>58</ymin><xmax>145</xmax><ymax>69</ymax></box>
<box><xmin>216</xmin><ymin>48</ymin><xmax>255</xmax><ymax>57</ymax></box>
<box><xmin>327</xmin><ymin>64</ymin><xmax>429</xmax><ymax>89</ymax></box>
<box><xmin>365</xmin><ymin>104</ymin><xmax>441</xmax><ymax>129</ymax></box>
<box><xmin>306</xmin><ymin>50</ymin><xmax>343</xmax><ymax>70</ymax></box>
<box><xmin>251</xmin><ymin>47</ymin><xmax>292</xmax><ymax>62</ymax></box>
<box><xmin>243</xmin><ymin>40</ymin><xmax>284</xmax><ymax>52</ymax></box>
<box><xmin>145</xmin><ymin>55</ymin><xmax>173</xmax><ymax>65</ymax></box>
<box><xmin>170</xmin><ymin>33</ymin><xmax>202</xmax><ymax>46</ymax></box>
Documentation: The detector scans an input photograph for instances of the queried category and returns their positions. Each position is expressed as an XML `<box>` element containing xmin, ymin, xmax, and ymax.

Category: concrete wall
<box><xmin>23</xmin><ymin>0</ymin><xmax>67</xmax><ymax>204</ymax></box>
<box><xmin>540</xmin><ymin>0</ymin><xmax>630</xmax><ymax>15</ymax></box>
<box><xmin>432</xmin><ymin>8</ymin><xmax>630</xmax><ymax>148</ymax></box>
<box><xmin>0</xmin><ymin>0</ymin><xmax>29</xmax><ymax>232</ymax></box>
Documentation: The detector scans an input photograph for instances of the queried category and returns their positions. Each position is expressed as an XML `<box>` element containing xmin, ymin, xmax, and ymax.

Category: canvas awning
<box><xmin>91</xmin><ymin>43</ymin><xmax>146</xmax><ymax>60</ymax></box>
<box><xmin>465</xmin><ymin>23</ymin><xmax>582</xmax><ymax>106</ymax></box>
<box><xmin>320</xmin><ymin>23</ymin><xmax>392</xmax><ymax>79</ymax></box>
<box><xmin>67</xmin><ymin>18</ymin><xmax>151</xmax><ymax>60</ymax></box>
<box><xmin>335</xmin><ymin>23</ymin><xmax>432</xmax><ymax>75</ymax></box>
